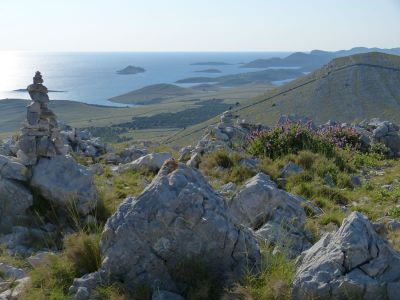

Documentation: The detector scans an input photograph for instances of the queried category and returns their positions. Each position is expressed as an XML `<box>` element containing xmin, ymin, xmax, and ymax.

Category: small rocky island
<box><xmin>116</xmin><ymin>65</ymin><xmax>146</xmax><ymax>75</ymax></box>
<box><xmin>190</xmin><ymin>61</ymin><xmax>231</xmax><ymax>66</ymax></box>
<box><xmin>195</xmin><ymin>68</ymin><xmax>222</xmax><ymax>73</ymax></box>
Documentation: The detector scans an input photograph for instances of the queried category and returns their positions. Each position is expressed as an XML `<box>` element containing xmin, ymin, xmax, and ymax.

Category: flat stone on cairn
<box><xmin>17</xmin><ymin>72</ymin><xmax>67</xmax><ymax>165</ymax></box>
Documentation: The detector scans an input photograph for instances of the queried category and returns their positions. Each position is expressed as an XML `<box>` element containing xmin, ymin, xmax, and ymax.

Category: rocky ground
<box><xmin>1</xmin><ymin>74</ymin><xmax>400</xmax><ymax>299</ymax></box>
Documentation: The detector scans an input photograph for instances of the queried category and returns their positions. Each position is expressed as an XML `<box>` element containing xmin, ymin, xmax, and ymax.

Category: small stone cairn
<box><xmin>17</xmin><ymin>72</ymin><xmax>67</xmax><ymax>165</ymax></box>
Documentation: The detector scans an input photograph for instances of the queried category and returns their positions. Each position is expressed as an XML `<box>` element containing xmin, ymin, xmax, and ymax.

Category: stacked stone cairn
<box><xmin>17</xmin><ymin>71</ymin><xmax>67</xmax><ymax>166</ymax></box>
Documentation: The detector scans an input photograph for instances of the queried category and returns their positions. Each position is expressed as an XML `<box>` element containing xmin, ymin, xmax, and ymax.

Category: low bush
<box><xmin>64</xmin><ymin>232</ymin><xmax>101</xmax><ymax>276</ymax></box>
<box><xmin>240</xmin><ymin>245</ymin><xmax>295</xmax><ymax>300</ymax></box>
<box><xmin>200</xmin><ymin>150</ymin><xmax>256</xmax><ymax>186</ymax></box>
<box><xmin>247</xmin><ymin>122</ymin><xmax>364</xmax><ymax>160</ymax></box>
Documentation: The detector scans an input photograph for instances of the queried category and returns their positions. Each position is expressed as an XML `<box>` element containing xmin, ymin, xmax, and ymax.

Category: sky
<box><xmin>0</xmin><ymin>0</ymin><xmax>399</xmax><ymax>52</ymax></box>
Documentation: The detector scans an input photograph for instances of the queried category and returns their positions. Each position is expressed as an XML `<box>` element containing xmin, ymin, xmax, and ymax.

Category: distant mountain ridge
<box><xmin>242</xmin><ymin>47</ymin><xmax>400</xmax><ymax>71</ymax></box>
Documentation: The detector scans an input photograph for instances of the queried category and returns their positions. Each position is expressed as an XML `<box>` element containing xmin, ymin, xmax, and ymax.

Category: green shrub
<box><xmin>370</xmin><ymin>143</ymin><xmax>390</xmax><ymax>157</ymax></box>
<box><xmin>22</xmin><ymin>255</ymin><xmax>75</xmax><ymax>300</ymax></box>
<box><xmin>170</xmin><ymin>259</ymin><xmax>221</xmax><ymax>300</ymax></box>
<box><xmin>319</xmin><ymin>211</ymin><xmax>345</xmax><ymax>227</ymax></box>
<box><xmin>64</xmin><ymin>232</ymin><xmax>101</xmax><ymax>276</ymax></box>
<box><xmin>388</xmin><ymin>207</ymin><xmax>400</xmax><ymax>218</ymax></box>
<box><xmin>241</xmin><ymin>245</ymin><xmax>295</xmax><ymax>300</ymax></box>
<box><xmin>200</xmin><ymin>150</ymin><xmax>255</xmax><ymax>186</ymax></box>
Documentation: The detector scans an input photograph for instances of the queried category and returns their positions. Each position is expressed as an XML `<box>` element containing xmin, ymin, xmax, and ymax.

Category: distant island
<box><xmin>109</xmin><ymin>83</ymin><xmax>194</xmax><ymax>105</ymax></box>
<box><xmin>191</xmin><ymin>62</ymin><xmax>231</xmax><ymax>66</ymax></box>
<box><xmin>13</xmin><ymin>89</ymin><xmax>66</xmax><ymax>93</ymax></box>
<box><xmin>116</xmin><ymin>65</ymin><xmax>146</xmax><ymax>75</ymax></box>
<box><xmin>176</xmin><ymin>68</ymin><xmax>303</xmax><ymax>86</ymax></box>
<box><xmin>195</xmin><ymin>69</ymin><xmax>222</xmax><ymax>73</ymax></box>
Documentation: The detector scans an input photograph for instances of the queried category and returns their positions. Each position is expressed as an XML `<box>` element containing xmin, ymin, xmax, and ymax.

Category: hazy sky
<box><xmin>0</xmin><ymin>0</ymin><xmax>399</xmax><ymax>52</ymax></box>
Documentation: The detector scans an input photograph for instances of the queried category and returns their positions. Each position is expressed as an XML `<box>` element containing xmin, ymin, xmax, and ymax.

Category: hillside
<box><xmin>242</xmin><ymin>47</ymin><xmax>400</xmax><ymax>71</ymax></box>
<box><xmin>109</xmin><ymin>83</ymin><xmax>195</xmax><ymax>104</ymax></box>
<box><xmin>168</xmin><ymin>52</ymin><xmax>400</xmax><ymax>146</ymax></box>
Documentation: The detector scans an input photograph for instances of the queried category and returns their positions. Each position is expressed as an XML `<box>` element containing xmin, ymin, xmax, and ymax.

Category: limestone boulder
<box><xmin>30</xmin><ymin>155</ymin><xmax>98</xmax><ymax>215</ymax></box>
<box><xmin>293</xmin><ymin>212</ymin><xmax>400</xmax><ymax>300</ymax></box>
<box><xmin>71</xmin><ymin>160</ymin><xmax>260</xmax><ymax>296</ymax></box>
<box><xmin>228</xmin><ymin>173</ymin><xmax>319</xmax><ymax>257</ymax></box>
<box><xmin>0</xmin><ymin>179</ymin><xmax>33</xmax><ymax>232</ymax></box>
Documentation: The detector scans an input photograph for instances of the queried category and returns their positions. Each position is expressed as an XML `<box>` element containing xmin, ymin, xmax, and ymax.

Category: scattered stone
<box><xmin>119</xmin><ymin>146</ymin><xmax>148</xmax><ymax>163</ymax></box>
<box><xmin>152</xmin><ymin>290</ymin><xmax>186</xmax><ymax>300</ymax></box>
<box><xmin>238</xmin><ymin>157</ymin><xmax>259</xmax><ymax>171</ymax></box>
<box><xmin>103</xmin><ymin>153</ymin><xmax>122</xmax><ymax>165</ymax></box>
<box><xmin>219</xmin><ymin>182</ymin><xmax>237</xmax><ymax>196</ymax></box>
<box><xmin>88</xmin><ymin>163</ymin><xmax>104</xmax><ymax>176</ymax></box>
<box><xmin>71</xmin><ymin>160</ymin><xmax>260</xmax><ymax>296</ymax></box>
<box><xmin>186</xmin><ymin>152</ymin><xmax>201</xmax><ymax>168</ymax></box>
<box><xmin>27</xmin><ymin>251</ymin><xmax>56</xmax><ymax>268</ymax></box>
<box><xmin>293</xmin><ymin>212</ymin><xmax>400</xmax><ymax>300</ymax></box>
<box><xmin>280</xmin><ymin>162</ymin><xmax>303</xmax><ymax>178</ymax></box>
<box><xmin>323</xmin><ymin>174</ymin><xmax>335</xmax><ymax>187</ymax></box>
<box><xmin>350</xmin><ymin>175</ymin><xmax>362</xmax><ymax>188</ymax></box>
<box><xmin>178</xmin><ymin>146</ymin><xmax>192</xmax><ymax>162</ymax></box>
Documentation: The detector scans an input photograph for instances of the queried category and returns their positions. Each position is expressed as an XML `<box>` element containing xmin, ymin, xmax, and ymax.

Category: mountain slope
<box><xmin>237</xmin><ymin>52</ymin><xmax>400</xmax><ymax>125</ymax></box>
<box><xmin>242</xmin><ymin>47</ymin><xmax>400</xmax><ymax>71</ymax></box>
<box><xmin>167</xmin><ymin>52</ymin><xmax>400</xmax><ymax>146</ymax></box>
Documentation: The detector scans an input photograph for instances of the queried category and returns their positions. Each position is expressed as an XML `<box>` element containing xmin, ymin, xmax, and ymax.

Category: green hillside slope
<box><xmin>168</xmin><ymin>52</ymin><xmax>400</xmax><ymax>146</ymax></box>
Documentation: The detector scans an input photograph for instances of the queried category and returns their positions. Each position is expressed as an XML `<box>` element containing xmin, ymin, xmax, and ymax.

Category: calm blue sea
<box><xmin>0</xmin><ymin>52</ymin><xmax>290</xmax><ymax>106</ymax></box>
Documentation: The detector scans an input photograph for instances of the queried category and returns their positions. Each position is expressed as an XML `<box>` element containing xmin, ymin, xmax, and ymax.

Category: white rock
<box><xmin>228</xmin><ymin>173</ymin><xmax>318</xmax><ymax>257</ymax></box>
<box><xmin>117</xmin><ymin>152</ymin><xmax>172</xmax><ymax>173</ymax></box>
<box><xmin>293</xmin><ymin>212</ymin><xmax>400</xmax><ymax>300</ymax></box>
<box><xmin>30</xmin><ymin>155</ymin><xmax>98</xmax><ymax>215</ymax></box>
<box><xmin>71</xmin><ymin>160</ymin><xmax>260</xmax><ymax>295</ymax></box>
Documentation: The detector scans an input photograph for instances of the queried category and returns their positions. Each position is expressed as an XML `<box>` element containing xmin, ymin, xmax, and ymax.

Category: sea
<box><xmin>0</xmin><ymin>52</ymin><xmax>290</xmax><ymax>106</ymax></box>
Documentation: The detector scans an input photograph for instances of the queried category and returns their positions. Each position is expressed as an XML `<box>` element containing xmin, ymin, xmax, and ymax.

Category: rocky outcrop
<box><xmin>293</xmin><ymin>212</ymin><xmax>400</xmax><ymax>300</ymax></box>
<box><xmin>228</xmin><ymin>173</ymin><xmax>319</xmax><ymax>257</ymax></box>
<box><xmin>318</xmin><ymin>118</ymin><xmax>400</xmax><ymax>157</ymax></box>
<box><xmin>361</xmin><ymin>118</ymin><xmax>400</xmax><ymax>157</ymax></box>
<box><xmin>17</xmin><ymin>72</ymin><xmax>68</xmax><ymax>166</ymax></box>
<box><xmin>30</xmin><ymin>155</ymin><xmax>98</xmax><ymax>215</ymax></box>
<box><xmin>71</xmin><ymin>160</ymin><xmax>260</xmax><ymax>297</ymax></box>
<box><xmin>186</xmin><ymin>111</ymin><xmax>264</xmax><ymax>167</ymax></box>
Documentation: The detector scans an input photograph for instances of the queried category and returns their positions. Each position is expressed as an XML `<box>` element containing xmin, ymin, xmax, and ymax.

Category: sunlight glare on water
<box><xmin>0</xmin><ymin>51</ymin><xmax>21</xmax><ymax>97</ymax></box>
